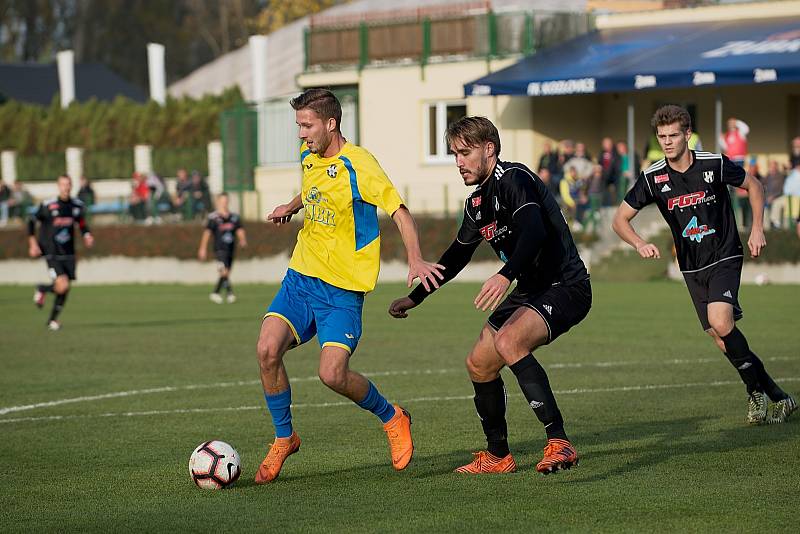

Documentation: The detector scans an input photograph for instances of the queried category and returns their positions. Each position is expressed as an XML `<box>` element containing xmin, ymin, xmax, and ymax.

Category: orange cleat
<box><xmin>455</xmin><ymin>451</ymin><xmax>517</xmax><ymax>474</ymax></box>
<box><xmin>254</xmin><ymin>431</ymin><xmax>301</xmax><ymax>484</ymax></box>
<box><xmin>383</xmin><ymin>405</ymin><xmax>413</xmax><ymax>470</ymax></box>
<box><xmin>535</xmin><ymin>438</ymin><xmax>578</xmax><ymax>474</ymax></box>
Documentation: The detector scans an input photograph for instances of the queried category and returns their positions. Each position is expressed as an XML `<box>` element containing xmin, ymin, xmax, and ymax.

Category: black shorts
<box><xmin>487</xmin><ymin>279</ymin><xmax>592</xmax><ymax>344</ymax></box>
<box><xmin>215</xmin><ymin>249</ymin><xmax>234</xmax><ymax>270</ymax></box>
<box><xmin>46</xmin><ymin>256</ymin><xmax>76</xmax><ymax>280</ymax></box>
<box><xmin>682</xmin><ymin>257</ymin><xmax>743</xmax><ymax>331</ymax></box>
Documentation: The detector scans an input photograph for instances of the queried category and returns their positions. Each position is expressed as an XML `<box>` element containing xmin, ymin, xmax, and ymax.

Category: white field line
<box><xmin>1</xmin><ymin>377</ymin><xmax>798</xmax><ymax>426</ymax></box>
<box><xmin>0</xmin><ymin>356</ymin><xmax>795</xmax><ymax>418</ymax></box>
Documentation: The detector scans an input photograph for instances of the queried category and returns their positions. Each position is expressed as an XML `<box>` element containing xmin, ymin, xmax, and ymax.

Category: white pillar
<box><xmin>1</xmin><ymin>150</ymin><xmax>16</xmax><ymax>185</ymax></box>
<box><xmin>627</xmin><ymin>100</ymin><xmax>636</xmax><ymax>178</ymax></box>
<box><xmin>207</xmin><ymin>140</ymin><xmax>224</xmax><ymax>194</ymax></box>
<box><xmin>134</xmin><ymin>145</ymin><xmax>153</xmax><ymax>174</ymax></box>
<box><xmin>65</xmin><ymin>147</ymin><xmax>83</xmax><ymax>195</ymax></box>
<box><xmin>57</xmin><ymin>50</ymin><xmax>76</xmax><ymax>109</ymax></box>
<box><xmin>147</xmin><ymin>43</ymin><xmax>166</xmax><ymax>105</ymax></box>
<box><xmin>249</xmin><ymin>36</ymin><xmax>269</xmax><ymax>102</ymax></box>
<box><xmin>250</xmin><ymin>35</ymin><xmax>269</xmax><ymax>166</ymax></box>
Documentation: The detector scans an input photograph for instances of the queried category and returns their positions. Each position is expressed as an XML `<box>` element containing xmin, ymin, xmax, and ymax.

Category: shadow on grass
<box><xmin>558</xmin><ymin>415</ymin><xmax>798</xmax><ymax>483</ymax></box>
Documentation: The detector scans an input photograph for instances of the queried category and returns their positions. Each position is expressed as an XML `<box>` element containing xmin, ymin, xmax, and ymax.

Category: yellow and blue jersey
<box><xmin>288</xmin><ymin>142</ymin><xmax>404</xmax><ymax>293</ymax></box>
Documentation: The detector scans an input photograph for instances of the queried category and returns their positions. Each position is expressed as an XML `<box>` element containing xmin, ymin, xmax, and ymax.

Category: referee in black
<box><xmin>389</xmin><ymin>116</ymin><xmax>591</xmax><ymax>475</ymax></box>
<box><xmin>28</xmin><ymin>174</ymin><xmax>94</xmax><ymax>330</ymax></box>
<box><xmin>613</xmin><ymin>104</ymin><xmax>795</xmax><ymax>425</ymax></box>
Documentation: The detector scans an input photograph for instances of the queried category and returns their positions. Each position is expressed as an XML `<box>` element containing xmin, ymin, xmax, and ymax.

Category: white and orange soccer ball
<box><xmin>189</xmin><ymin>440</ymin><xmax>241</xmax><ymax>489</ymax></box>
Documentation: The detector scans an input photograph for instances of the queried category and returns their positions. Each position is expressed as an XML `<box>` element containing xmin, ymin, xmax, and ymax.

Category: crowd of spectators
<box><xmin>536</xmin><ymin>137</ymin><xmax>639</xmax><ymax>231</ymax></box>
<box><xmin>127</xmin><ymin>168</ymin><xmax>212</xmax><ymax>224</ymax></box>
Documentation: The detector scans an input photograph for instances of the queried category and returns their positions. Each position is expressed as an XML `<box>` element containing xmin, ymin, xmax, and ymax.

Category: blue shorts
<box><xmin>265</xmin><ymin>269</ymin><xmax>364</xmax><ymax>354</ymax></box>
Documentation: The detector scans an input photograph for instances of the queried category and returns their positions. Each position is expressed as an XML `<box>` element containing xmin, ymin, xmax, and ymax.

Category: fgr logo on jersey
<box><xmin>479</xmin><ymin>222</ymin><xmax>497</xmax><ymax>240</ymax></box>
<box><xmin>682</xmin><ymin>216</ymin><xmax>716</xmax><ymax>243</ymax></box>
<box><xmin>668</xmin><ymin>191</ymin><xmax>706</xmax><ymax>210</ymax></box>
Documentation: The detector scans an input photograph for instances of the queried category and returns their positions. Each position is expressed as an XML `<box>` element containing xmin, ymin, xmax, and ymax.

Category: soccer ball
<box><xmin>754</xmin><ymin>273</ymin><xmax>769</xmax><ymax>286</ymax></box>
<box><xmin>189</xmin><ymin>440</ymin><xmax>241</xmax><ymax>489</ymax></box>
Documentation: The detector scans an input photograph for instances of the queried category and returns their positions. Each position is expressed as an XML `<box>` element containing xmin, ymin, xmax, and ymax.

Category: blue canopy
<box><xmin>465</xmin><ymin>16</ymin><xmax>800</xmax><ymax>97</ymax></box>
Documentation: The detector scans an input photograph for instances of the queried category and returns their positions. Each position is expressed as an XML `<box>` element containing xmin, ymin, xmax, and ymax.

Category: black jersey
<box><xmin>28</xmin><ymin>197</ymin><xmax>90</xmax><ymax>258</ymax></box>
<box><xmin>206</xmin><ymin>211</ymin><xmax>242</xmax><ymax>252</ymax></box>
<box><xmin>624</xmin><ymin>151</ymin><xmax>745</xmax><ymax>272</ymax></box>
<box><xmin>461</xmin><ymin>161</ymin><xmax>588</xmax><ymax>290</ymax></box>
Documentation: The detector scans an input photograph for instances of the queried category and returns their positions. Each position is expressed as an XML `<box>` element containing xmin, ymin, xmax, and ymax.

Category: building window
<box><xmin>425</xmin><ymin>101</ymin><xmax>466</xmax><ymax>162</ymax></box>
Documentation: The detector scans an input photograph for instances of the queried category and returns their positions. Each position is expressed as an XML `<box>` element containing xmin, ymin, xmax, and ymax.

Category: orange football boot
<box><xmin>383</xmin><ymin>405</ymin><xmax>413</xmax><ymax>470</ymax></box>
<box><xmin>535</xmin><ymin>438</ymin><xmax>578</xmax><ymax>474</ymax></box>
<box><xmin>254</xmin><ymin>431</ymin><xmax>301</xmax><ymax>484</ymax></box>
<box><xmin>455</xmin><ymin>451</ymin><xmax>517</xmax><ymax>474</ymax></box>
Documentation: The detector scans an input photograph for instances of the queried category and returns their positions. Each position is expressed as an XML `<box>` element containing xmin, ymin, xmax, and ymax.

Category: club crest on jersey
<box><xmin>327</xmin><ymin>164</ymin><xmax>338</xmax><ymax>178</ymax></box>
<box><xmin>703</xmin><ymin>170</ymin><xmax>714</xmax><ymax>183</ymax></box>
<box><xmin>654</xmin><ymin>173</ymin><xmax>669</xmax><ymax>183</ymax></box>
<box><xmin>682</xmin><ymin>216</ymin><xmax>716</xmax><ymax>242</ymax></box>
<box><xmin>305</xmin><ymin>186</ymin><xmax>322</xmax><ymax>204</ymax></box>
<box><xmin>472</xmin><ymin>197</ymin><xmax>481</xmax><ymax>207</ymax></box>
<box><xmin>479</xmin><ymin>221</ymin><xmax>497</xmax><ymax>240</ymax></box>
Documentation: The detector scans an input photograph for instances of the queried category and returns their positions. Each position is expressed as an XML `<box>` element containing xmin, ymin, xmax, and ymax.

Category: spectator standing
<box><xmin>719</xmin><ymin>117</ymin><xmax>749</xmax><ymax>167</ymax></box>
<box><xmin>129</xmin><ymin>172</ymin><xmax>149</xmax><ymax>222</ymax></box>
<box><xmin>763</xmin><ymin>160</ymin><xmax>786</xmax><ymax>228</ymax></box>
<box><xmin>783</xmin><ymin>163</ymin><xmax>800</xmax><ymax>224</ymax></box>
<box><xmin>598</xmin><ymin>137</ymin><xmax>620</xmax><ymax>205</ymax></box>
<box><xmin>190</xmin><ymin>171</ymin><xmax>212</xmax><ymax>218</ymax></box>
<box><xmin>77</xmin><ymin>176</ymin><xmax>95</xmax><ymax>208</ymax></box>
<box><xmin>8</xmin><ymin>181</ymin><xmax>33</xmax><ymax>221</ymax></box>
<box><xmin>0</xmin><ymin>180</ymin><xmax>9</xmax><ymax>226</ymax></box>
<box><xmin>789</xmin><ymin>136</ymin><xmax>800</xmax><ymax>169</ymax></box>
<box><xmin>174</xmin><ymin>168</ymin><xmax>192</xmax><ymax>218</ymax></box>
<box><xmin>538</xmin><ymin>141</ymin><xmax>562</xmax><ymax>185</ymax></box>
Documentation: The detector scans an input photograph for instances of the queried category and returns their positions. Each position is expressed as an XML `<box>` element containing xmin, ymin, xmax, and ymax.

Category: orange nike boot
<box><xmin>455</xmin><ymin>451</ymin><xmax>517</xmax><ymax>474</ymax></box>
<box><xmin>383</xmin><ymin>405</ymin><xmax>413</xmax><ymax>470</ymax></box>
<box><xmin>535</xmin><ymin>438</ymin><xmax>578</xmax><ymax>474</ymax></box>
<box><xmin>254</xmin><ymin>432</ymin><xmax>301</xmax><ymax>484</ymax></box>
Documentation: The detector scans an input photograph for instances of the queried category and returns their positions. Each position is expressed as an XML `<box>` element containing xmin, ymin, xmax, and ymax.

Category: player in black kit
<box><xmin>198</xmin><ymin>192</ymin><xmax>247</xmax><ymax>303</ymax></box>
<box><xmin>28</xmin><ymin>175</ymin><xmax>94</xmax><ymax>331</ymax></box>
<box><xmin>613</xmin><ymin>105</ymin><xmax>796</xmax><ymax>425</ymax></box>
<box><xmin>389</xmin><ymin>117</ymin><xmax>591</xmax><ymax>474</ymax></box>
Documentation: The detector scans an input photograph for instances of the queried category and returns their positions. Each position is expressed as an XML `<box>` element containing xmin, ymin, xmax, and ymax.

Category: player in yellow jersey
<box><xmin>253</xmin><ymin>88</ymin><xmax>444</xmax><ymax>483</ymax></box>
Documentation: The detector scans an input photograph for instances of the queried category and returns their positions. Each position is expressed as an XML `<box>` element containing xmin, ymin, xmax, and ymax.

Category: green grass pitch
<box><xmin>1</xmin><ymin>281</ymin><xmax>798</xmax><ymax>532</ymax></box>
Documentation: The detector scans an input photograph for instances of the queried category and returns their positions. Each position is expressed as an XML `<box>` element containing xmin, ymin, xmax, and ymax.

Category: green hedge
<box><xmin>153</xmin><ymin>146</ymin><xmax>208</xmax><ymax>178</ymax></box>
<box><xmin>17</xmin><ymin>152</ymin><xmax>65</xmax><ymax>182</ymax></box>
<box><xmin>0</xmin><ymin>217</ymin><xmax>595</xmax><ymax>262</ymax></box>
<box><xmin>0</xmin><ymin>87</ymin><xmax>243</xmax><ymax>155</ymax></box>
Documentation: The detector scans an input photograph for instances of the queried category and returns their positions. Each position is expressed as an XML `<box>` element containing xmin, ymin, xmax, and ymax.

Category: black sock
<box><xmin>37</xmin><ymin>284</ymin><xmax>54</xmax><ymax>293</ymax></box>
<box><xmin>747</xmin><ymin>354</ymin><xmax>787</xmax><ymax>402</ymax></box>
<box><xmin>509</xmin><ymin>354</ymin><xmax>568</xmax><ymax>441</ymax></box>
<box><xmin>472</xmin><ymin>378</ymin><xmax>509</xmax><ymax>458</ymax></box>
<box><xmin>721</xmin><ymin>328</ymin><xmax>767</xmax><ymax>395</ymax></box>
<box><xmin>213</xmin><ymin>277</ymin><xmax>224</xmax><ymax>294</ymax></box>
<box><xmin>48</xmin><ymin>291</ymin><xmax>68</xmax><ymax>323</ymax></box>
<box><xmin>222</xmin><ymin>277</ymin><xmax>232</xmax><ymax>295</ymax></box>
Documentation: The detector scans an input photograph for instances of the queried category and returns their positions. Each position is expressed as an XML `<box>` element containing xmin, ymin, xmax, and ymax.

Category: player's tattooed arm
<box><xmin>267</xmin><ymin>194</ymin><xmax>303</xmax><ymax>225</ymax></box>
<box><xmin>612</xmin><ymin>202</ymin><xmax>661</xmax><ymax>259</ymax></box>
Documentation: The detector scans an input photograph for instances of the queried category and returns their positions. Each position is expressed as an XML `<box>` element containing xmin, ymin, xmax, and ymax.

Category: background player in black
<box><xmin>28</xmin><ymin>175</ymin><xmax>94</xmax><ymax>331</ymax></box>
<box><xmin>613</xmin><ymin>105</ymin><xmax>795</xmax><ymax>425</ymax></box>
<box><xmin>389</xmin><ymin>117</ymin><xmax>591</xmax><ymax>474</ymax></box>
<box><xmin>198</xmin><ymin>192</ymin><xmax>247</xmax><ymax>303</ymax></box>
